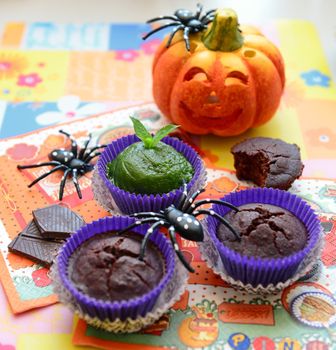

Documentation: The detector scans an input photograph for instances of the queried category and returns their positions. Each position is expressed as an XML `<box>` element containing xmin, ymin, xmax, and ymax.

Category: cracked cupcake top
<box><xmin>216</xmin><ymin>203</ymin><xmax>307</xmax><ymax>258</ymax></box>
<box><xmin>68</xmin><ymin>232</ymin><xmax>165</xmax><ymax>301</ymax></box>
<box><xmin>231</xmin><ymin>137</ymin><xmax>304</xmax><ymax>190</ymax></box>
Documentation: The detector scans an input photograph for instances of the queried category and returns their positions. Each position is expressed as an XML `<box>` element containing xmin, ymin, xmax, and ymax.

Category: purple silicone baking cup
<box><xmin>56</xmin><ymin>216</ymin><xmax>175</xmax><ymax>321</ymax></box>
<box><xmin>96</xmin><ymin>134</ymin><xmax>205</xmax><ymax>215</ymax></box>
<box><xmin>205</xmin><ymin>188</ymin><xmax>322</xmax><ymax>287</ymax></box>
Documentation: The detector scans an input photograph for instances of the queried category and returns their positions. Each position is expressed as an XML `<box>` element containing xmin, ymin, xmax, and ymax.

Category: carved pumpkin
<box><xmin>152</xmin><ymin>9</ymin><xmax>285</xmax><ymax>136</ymax></box>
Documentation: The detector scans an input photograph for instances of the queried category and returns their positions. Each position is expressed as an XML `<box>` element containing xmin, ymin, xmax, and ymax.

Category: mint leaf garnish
<box><xmin>130</xmin><ymin>117</ymin><xmax>152</xmax><ymax>147</ymax></box>
<box><xmin>152</xmin><ymin>124</ymin><xmax>179</xmax><ymax>147</ymax></box>
<box><xmin>130</xmin><ymin>116</ymin><xmax>178</xmax><ymax>149</ymax></box>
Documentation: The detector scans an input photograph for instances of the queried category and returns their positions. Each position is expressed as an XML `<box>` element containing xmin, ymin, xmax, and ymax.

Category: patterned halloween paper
<box><xmin>0</xmin><ymin>18</ymin><xmax>335</xmax><ymax>350</ymax></box>
<box><xmin>71</xmin><ymin>165</ymin><xmax>336</xmax><ymax>350</ymax></box>
<box><xmin>0</xmin><ymin>104</ymin><xmax>335</xmax><ymax>350</ymax></box>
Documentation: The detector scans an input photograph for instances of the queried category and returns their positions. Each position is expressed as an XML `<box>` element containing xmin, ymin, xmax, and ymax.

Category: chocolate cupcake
<box><xmin>231</xmin><ymin>137</ymin><xmax>304</xmax><ymax>190</ymax></box>
<box><xmin>216</xmin><ymin>203</ymin><xmax>307</xmax><ymax>259</ymax></box>
<box><xmin>200</xmin><ymin>188</ymin><xmax>322</xmax><ymax>290</ymax></box>
<box><xmin>53</xmin><ymin>216</ymin><xmax>188</xmax><ymax>332</ymax></box>
<box><xmin>94</xmin><ymin>118</ymin><xmax>205</xmax><ymax>214</ymax></box>
<box><xmin>69</xmin><ymin>232</ymin><xmax>165</xmax><ymax>303</ymax></box>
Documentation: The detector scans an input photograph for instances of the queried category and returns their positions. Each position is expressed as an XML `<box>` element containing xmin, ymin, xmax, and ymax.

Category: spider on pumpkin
<box><xmin>143</xmin><ymin>3</ymin><xmax>215</xmax><ymax>51</ymax></box>
<box><xmin>17</xmin><ymin>130</ymin><xmax>107</xmax><ymax>200</ymax></box>
<box><xmin>117</xmin><ymin>182</ymin><xmax>241</xmax><ymax>272</ymax></box>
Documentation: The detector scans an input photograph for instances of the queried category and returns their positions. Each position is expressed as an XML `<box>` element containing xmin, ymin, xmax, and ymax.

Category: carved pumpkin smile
<box><xmin>180</xmin><ymin>101</ymin><xmax>243</xmax><ymax>129</ymax></box>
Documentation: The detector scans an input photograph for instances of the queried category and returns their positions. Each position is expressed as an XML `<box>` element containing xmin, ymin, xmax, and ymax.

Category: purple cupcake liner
<box><xmin>56</xmin><ymin>216</ymin><xmax>175</xmax><ymax>321</ymax></box>
<box><xmin>96</xmin><ymin>134</ymin><xmax>206</xmax><ymax>215</ymax></box>
<box><xmin>205</xmin><ymin>188</ymin><xmax>322</xmax><ymax>287</ymax></box>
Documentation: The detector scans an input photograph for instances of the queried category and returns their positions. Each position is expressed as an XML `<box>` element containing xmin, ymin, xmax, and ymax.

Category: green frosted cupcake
<box><xmin>107</xmin><ymin>118</ymin><xmax>194</xmax><ymax>195</ymax></box>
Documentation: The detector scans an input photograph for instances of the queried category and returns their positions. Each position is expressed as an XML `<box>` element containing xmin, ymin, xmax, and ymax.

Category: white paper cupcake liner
<box><xmin>51</xmin><ymin>214</ymin><xmax>189</xmax><ymax>336</ymax></box>
<box><xmin>52</xmin><ymin>255</ymin><xmax>188</xmax><ymax>333</ymax></box>
<box><xmin>198</xmin><ymin>188</ymin><xmax>324</xmax><ymax>294</ymax></box>
<box><xmin>199</xmin><ymin>221</ymin><xmax>324</xmax><ymax>294</ymax></box>
<box><xmin>91</xmin><ymin>168</ymin><xmax>121</xmax><ymax>214</ymax></box>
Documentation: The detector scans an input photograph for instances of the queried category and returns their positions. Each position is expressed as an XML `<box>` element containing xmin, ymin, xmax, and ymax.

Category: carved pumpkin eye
<box><xmin>225</xmin><ymin>70</ymin><xmax>249</xmax><ymax>86</ymax></box>
<box><xmin>184</xmin><ymin>67</ymin><xmax>209</xmax><ymax>82</ymax></box>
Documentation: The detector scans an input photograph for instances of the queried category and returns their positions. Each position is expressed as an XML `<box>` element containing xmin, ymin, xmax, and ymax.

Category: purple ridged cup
<box><xmin>205</xmin><ymin>188</ymin><xmax>322</xmax><ymax>287</ymax></box>
<box><xmin>96</xmin><ymin>134</ymin><xmax>205</xmax><ymax>215</ymax></box>
<box><xmin>56</xmin><ymin>216</ymin><xmax>175</xmax><ymax>321</ymax></box>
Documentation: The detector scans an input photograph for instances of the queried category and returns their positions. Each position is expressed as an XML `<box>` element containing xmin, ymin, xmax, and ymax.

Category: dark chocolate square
<box><xmin>32</xmin><ymin>204</ymin><xmax>85</xmax><ymax>239</ymax></box>
<box><xmin>8</xmin><ymin>234</ymin><xmax>63</xmax><ymax>266</ymax></box>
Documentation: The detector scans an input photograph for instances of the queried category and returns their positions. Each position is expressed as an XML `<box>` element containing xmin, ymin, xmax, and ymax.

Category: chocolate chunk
<box><xmin>8</xmin><ymin>231</ymin><xmax>63</xmax><ymax>266</ymax></box>
<box><xmin>17</xmin><ymin>220</ymin><xmax>62</xmax><ymax>242</ymax></box>
<box><xmin>8</xmin><ymin>205</ymin><xmax>85</xmax><ymax>266</ymax></box>
<box><xmin>33</xmin><ymin>204</ymin><xmax>85</xmax><ymax>239</ymax></box>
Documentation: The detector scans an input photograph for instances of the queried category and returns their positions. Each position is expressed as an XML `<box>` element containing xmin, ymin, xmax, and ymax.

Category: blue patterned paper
<box><xmin>300</xmin><ymin>69</ymin><xmax>331</xmax><ymax>87</ymax></box>
<box><xmin>24</xmin><ymin>23</ymin><xmax>110</xmax><ymax>50</ymax></box>
<box><xmin>22</xmin><ymin>22</ymin><xmax>169</xmax><ymax>51</ymax></box>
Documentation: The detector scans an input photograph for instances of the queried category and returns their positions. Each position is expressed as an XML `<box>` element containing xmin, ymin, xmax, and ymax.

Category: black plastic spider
<box><xmin>117</xmin><ymin>182</ymin><xmax>241</xmax><ymax>272</ymax></box>
<box><xmin>143</xmin><ymin>3</ymin><xmax>216</xmax><ymax>51</ymax></box>
<box><xmin>17</xmin><ymin>130</ymin><xmax>106</xmax><ymax>200</ymax></box>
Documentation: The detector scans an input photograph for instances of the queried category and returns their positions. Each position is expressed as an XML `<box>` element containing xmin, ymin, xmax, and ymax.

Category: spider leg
<box><xmin>195</xmin><ymin>3</ymin><xmax>203</xmax><ymax>19</ymax></box>
<box><xmin>182</xmin><ymin>188</ymin><xmax>206</xmax><ymax>212</ymax></box>
<box><xmin>166</xmin><ymin>24</ymin><xmax>184</xmax><ymax>47</ymax></box>
<box><xmin>177</xmin><ymin>180</ymin><xmax>188</xmax><ymax>210</ymax></box>
<box><xmin>83</xmin><ymin>145</ymin><xmax>106</xmax><ymax>161</ymax></box>
<box><xmin>188</xmin><ymin>199</ymin><xmax>239</xmax><ymax>213</ymax></box>
<box><xmin>59</xmin><ymin>130</ymin><xmax>78</xmax><ymax>158</ymax></box>
<box><xmin>142</xmin><ymin>22</ymin><xmax>180</xmax><ymax>40</ymax></box>
<box><xmin>17</xmin><ymin>161</ymin><xmax>61</xmax><ymax>170</ymax></box>
<box><xmin>147</xmin><ymin>15</ymin><xmax>179</xmax><ymax>23</ymax></box>
<box><xmin>117</xmin><ymin>217</ymin><xmax>163</xmax><ymax>236</ymax></box>
<box><xmin>202</xmin><ymin>18</ymin><xmax>214</xmax><ymax>26</ymax></box>
<box><xmin>200</xmin><ymin>9</ymin><xmax>215</xmax><ymax>25</ymax></box>
<box><xmin>204</xmin><ymin>9</ymin><xmax>216</xmax><ymax>17</ymax></box>
<box><xmin>27</xmin><ymin>165</ymin><xmax>67</xmax><ymax>188</ymax></box>
<box><xmin>84</xmin><ymin>151</ymin><xmax>102</xmax><ymax>163</ymax></box>
<box><xmin>139</xmin><ymin>220</ymin><xmax>168</xmax><ymax>261</ymax></box>
<box><xmin>193</xmin><ymin>209</ymin><xmax>241</xmax><ymax>242</ymax></box>
<box><xmin>78</xmin><ymin>134</ymin><xmax>92</xmax><ymax>160</ymax></box>
<box><xmin>131</xmin><ymin>212</ymin><xmax>166</xmax><ymax>219</ymax></box>
<box><xmin>183</xmin><ymin>27</ymin><xmax>191</xmax><ymax>51</ymax></box>
<box><xmin>71</xmin><ymin>169</ymin><xmax>82</xmax><ymax>199</ymax></box>
<box><xmin>59</xmin><ymin>168</ymin><xmax>72</xmax><ymax>200</ymax></box>
<box><xmin>168</xmin><ymin>226</ymin><xmax>194</xmax><ymax>272</ymax></box>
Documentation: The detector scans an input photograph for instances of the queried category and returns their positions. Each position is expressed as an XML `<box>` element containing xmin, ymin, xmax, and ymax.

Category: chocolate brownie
<box><xmin>231</xmin><ymin>137</ymin><xmax>304</xmax><ymax>190</ymax></box>
<box><xmin>69</xmin><ymin>232</ymin><xmax>165</xmax><ymax>301</ymax></box>
<box><xmin>217</xmin><ymin>203</ymin><xmax>307</xmax><ymax>258</ymax></box>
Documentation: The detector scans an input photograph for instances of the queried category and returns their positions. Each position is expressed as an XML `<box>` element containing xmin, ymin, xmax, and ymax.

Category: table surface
<box><xmin>1</xmin><ymin>0</ymin><xmax>336</xmax><ymax>81</ymax></box>
<box><xmin>1</xmin><ymin>1</ymin><xmax>336</xmax><ymax>350</ymax></box>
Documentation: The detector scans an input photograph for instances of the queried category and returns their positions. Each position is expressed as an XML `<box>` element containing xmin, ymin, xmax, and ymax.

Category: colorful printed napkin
<box><xmin>0</xmin><ymin>104</ymin><xmax>167</xmax><ymax>313</ymax></box>
<box><xmin>0</xmin><ymin>18</ymin><xmax>335</xmax><ymax>350</ymax></box>
<box><xmin>70</xmin><ymin>165</ymin><xmax>336</xmax><ymax>350</ymax></box>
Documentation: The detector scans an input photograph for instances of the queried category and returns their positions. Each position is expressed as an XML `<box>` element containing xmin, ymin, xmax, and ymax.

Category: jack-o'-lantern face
<box><xmin>170</xmin><ymin>52</ymin><xmax>256</xmax><ymax>135</ymax></box>
<box><xmin>178</xmin><ymin>304</ymin><xmax>219</xmax><ymax>348</ymax></box>
<box><xmin>151</xmin><ymin>8</ymin><xmax>285</xmax><ymax>136</ymax></box>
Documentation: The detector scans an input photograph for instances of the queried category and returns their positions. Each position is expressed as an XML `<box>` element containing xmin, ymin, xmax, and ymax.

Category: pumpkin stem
<box><xmin>202</xmin><ymin>8</ymin><xmax>244</xmax><ymax>52</ymax></box>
